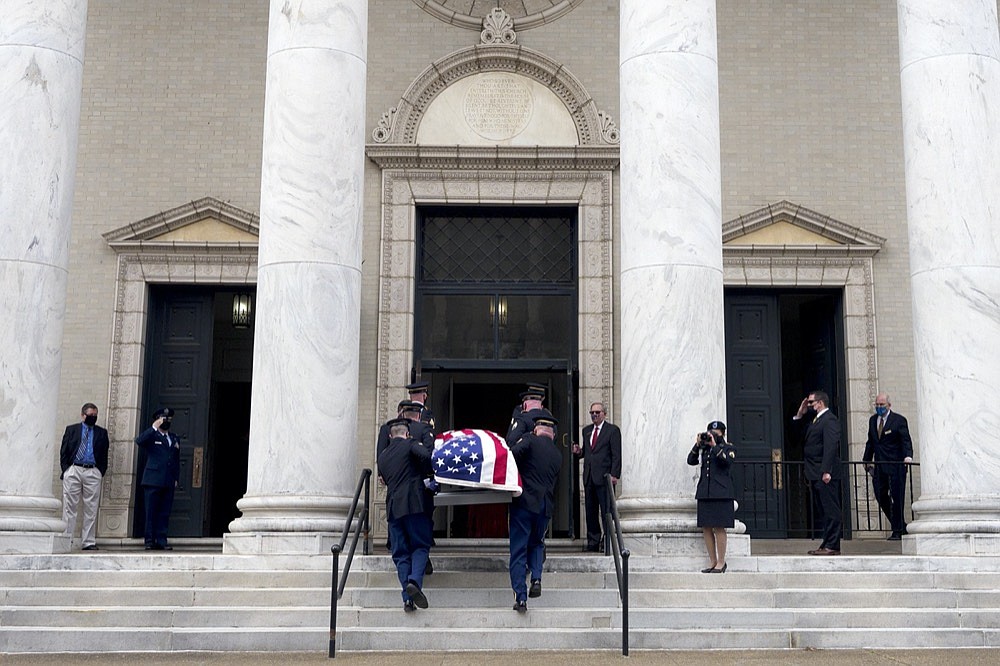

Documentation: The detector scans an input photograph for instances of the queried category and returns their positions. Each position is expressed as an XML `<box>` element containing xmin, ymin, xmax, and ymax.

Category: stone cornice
<box><xmin>366</xmin><ymin>145</ymin><xmax>620</xmax><ymax>170</ymax></box>
<box><xmin>723</xmin><ymin>200</ymin><xmax>885</xmax><ymax>248</ymax></box>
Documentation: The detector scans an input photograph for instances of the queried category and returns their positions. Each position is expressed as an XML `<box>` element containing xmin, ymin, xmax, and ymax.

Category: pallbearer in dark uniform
<box><xmin>406</xmin><ymin>381</ymin><xmax>435</xmax><ymax>431</ymax></box>
<box><xmin>134</xmin><ymin>407</ymin><xmax>181</xmax><ymax>551</ymax></box>
<box><xmin>508</xmin><ymin>415</ymin><xmax>562</xmax><ymax>612</ymax></box>
<box><xmin>506</xmin><ymin>382</ymin><xmax>554</xmax><ymax>446</ymax></box>
<box><xmin>377</xmin><ymin>400</ymin><xmax>434</xmax><ymax>460</ymax></box>
<box><xmin>377</xmin><ymin>418</ymin><xmax>434</xmax><ymax>612</ymax></box>
<box><xmin>687</xmin><ymin>420</ymin><xmax>736</xmax><ymax>573</ymax></box>
<box><xmin>378</xmin><ymin>401</ymin><xmax>436</xmax><ymax>571</ymax></box>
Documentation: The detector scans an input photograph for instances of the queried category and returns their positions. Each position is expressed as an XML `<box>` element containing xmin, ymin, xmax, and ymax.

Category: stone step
<box><xmin>336</xmin><ymin>626</ymin><xmax>1000</xmax><ymax>651</ymax></box>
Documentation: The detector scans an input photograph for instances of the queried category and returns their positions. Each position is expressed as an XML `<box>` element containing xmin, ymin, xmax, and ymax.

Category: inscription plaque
<box><xmin>463</xmin><ymin>74</ymin><xmax>533</xmax><ymax>141</ymax></box>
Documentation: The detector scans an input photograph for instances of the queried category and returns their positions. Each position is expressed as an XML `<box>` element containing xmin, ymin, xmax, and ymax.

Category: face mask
<box><xmin>84</xmin><ymin>414</ymin><xmax>97</xmax><ymax>426</ymax></box>
<box><xmin>161</xmin><ymin>420</ymin><xmax>172</xmax><ymax>431</ymax></box>
<box><xmin>875</xmin><ymin>406</ymin><xmax>888</xmax><ymax>417</ymax></box>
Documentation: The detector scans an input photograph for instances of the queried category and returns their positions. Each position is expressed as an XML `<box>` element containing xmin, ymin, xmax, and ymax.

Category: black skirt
<box><xmin>697</xmin><ymin>498</ymin><xmax>735</xmax><ymax>528</ymax></box>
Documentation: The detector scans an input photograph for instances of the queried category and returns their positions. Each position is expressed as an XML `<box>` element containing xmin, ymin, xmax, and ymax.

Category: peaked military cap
<box><xmin>406</xmin><ymin>381</ymin><xmax>429</xmax><ymax>393</ymax></box>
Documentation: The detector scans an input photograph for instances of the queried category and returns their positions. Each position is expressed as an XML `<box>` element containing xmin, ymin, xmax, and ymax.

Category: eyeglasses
<box><xmin>806</xmin><ymin>400</ymin><xmax>815</xmax><ymax>404</ymax></box>
<box><xmin>589</xmin><ymin>411</ymin><xmax>603</xmax><ymax>415</ymax></box>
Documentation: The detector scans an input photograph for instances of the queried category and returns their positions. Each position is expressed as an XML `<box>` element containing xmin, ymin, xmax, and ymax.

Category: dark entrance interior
<box><xmin>414</xmin><ymin>204</ymin><xmax>579</xmax><ymax>540</ymax></box>
<box><xmin>724</xmin><ymin>289</ymin><xmax>847</xmax><ymax>538</ymax></box>
<box><xmin>134</xmin><ymin>285</ymin><xmax>254</xmax><ymax>539</ymax></box>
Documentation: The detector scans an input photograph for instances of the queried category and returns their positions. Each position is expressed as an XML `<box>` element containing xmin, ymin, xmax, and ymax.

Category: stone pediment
<box><xmin>103</xmin><ymin>197</ymin><xmax>258</xmax><ymax>251</ymax></box>
<box><xmin>369</xmin><ymin>45</ymin><xmax>618</xmax><ymax>148</ymax></box>
<box><xmin>723</xmin><ymin>201</ymin><xmax>884</xmax><ymax>256</ymax></box>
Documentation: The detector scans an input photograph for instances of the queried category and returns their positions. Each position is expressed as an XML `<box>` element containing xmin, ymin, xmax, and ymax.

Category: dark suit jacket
<box><xmin>863</xmin><ymin>411</ymin><xmax>913</xmax><ymax>466</ymax></box>
<box><xmin>377</xmin><ymin>436</ymin><xmax>433</xmax><ymax>521</ymax></box>
<box><xmin>59</xmin><ymin>423</ymin><xmax>110</xmax><ymax>478</ymax></box>
<box><xmin>510</xmin><ymin>433</ymin><xmax>562</xmax><ymax>517</ymax></box>
<box><xmin>580</xmin><ymin>421</ymin><xmax>622</xmax><ymax>486</ymax></box>
<box><xmin>802</xmin><ymin>410</ymin><xmax>842</xmax><ymax>481</ymax></box>
<box><xmin>134</xmin><ymin>427</ymin><xmax>181</xmax><ymax>487</ymax></box>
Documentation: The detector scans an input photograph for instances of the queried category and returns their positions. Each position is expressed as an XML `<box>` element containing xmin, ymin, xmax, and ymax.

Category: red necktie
<box><xmin>591</xmin><ymin>425</ymin><xmax>599</xmax><ymax>449</ymax></box>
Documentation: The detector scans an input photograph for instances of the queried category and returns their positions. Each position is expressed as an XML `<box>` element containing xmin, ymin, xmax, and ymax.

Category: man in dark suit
<box><xmin>377</xmin><ymin>418</ymin><xmax>434</xmax><ymax>612</ymax></box>
<box><xmin>795</xmin><ymin>390</ymin><xmax>842</xmax><ymax>555</ymax></box>
<box><xmin>135</xmin><ymin>407</ymin><xmax>181</xmax><ymax>551</ymax></box>
<box><xmin>508</xmin><ymin>415</ymin><xmax>562</xmax><ymax>612</ymax></box>
<box><xmin>571</xmin><ymin>401</ymin><xmax>622</xmax><ymax>552</ymax></box>
<box><xmin>59</xmin><ymin>402</ymin><xmax>110</xmax><ymax>551</ymax></box>
<box><xmin>863</xmin><ymin>392</ymin><xmax>914</xmax><ymax>540</ymax></box>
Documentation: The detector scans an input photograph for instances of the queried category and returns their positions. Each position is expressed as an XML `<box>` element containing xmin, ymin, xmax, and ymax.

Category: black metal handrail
<box><xmin>731</xmin><ymin>459</ymin><xmax>919</xmax><ymax>538</ymax></box>
<box><xmin>329</xmin><ymin>468</ymin><xmax>372</xmax><ymax>659</ymax></box>
<box><xmin>603</xmin><ymin>473</ymin><xmax>629</xmax><ymax>657</ymax></box>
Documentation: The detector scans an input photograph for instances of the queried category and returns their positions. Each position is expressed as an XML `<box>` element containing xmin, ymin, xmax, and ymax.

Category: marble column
<box><xmin>618</xmin><ymin>0</ymin><xmax>744</xmax><ymax>557</ymax></box>
<box><xmin>224</xmin><ymin>0</ymin><xmax>367</xmax><ymax>554</ymax></box>
<box><xmin>897</xmin><ymin>0</ymin><xmax>1000</xmax><ymax>555</ymax></box>
<box><xmin>0</xmin><ymin>1</ymin><xmax>87</xmax><ymax>553</ymax></box>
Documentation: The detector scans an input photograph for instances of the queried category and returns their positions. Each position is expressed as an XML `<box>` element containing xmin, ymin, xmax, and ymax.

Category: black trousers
<box><xmin>811</xmin><ymin>478</ymin><xmax>842</xmax><ymax>551</ymax></box>
<box><xmin>872</xmin><ymin>465</ymin><xmax>908</xmax><ymax>534</ymax></box>
<box><xmin>584</xmin><ymin>480</ymin><xmax>610</xmax><ymax>548</ymax></box>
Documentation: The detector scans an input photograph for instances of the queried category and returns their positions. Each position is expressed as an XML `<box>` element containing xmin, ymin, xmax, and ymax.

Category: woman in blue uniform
<box><xmin>687</xmin><ymin>420</ymin><xmax>736</xmax><ymax>573</ymax></box>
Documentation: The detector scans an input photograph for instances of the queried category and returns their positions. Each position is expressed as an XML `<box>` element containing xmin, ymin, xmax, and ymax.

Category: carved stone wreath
<box><xmin>413</xmin><ymin>0</ymin><xmax>586</xmax><ymax>31</ymax></box>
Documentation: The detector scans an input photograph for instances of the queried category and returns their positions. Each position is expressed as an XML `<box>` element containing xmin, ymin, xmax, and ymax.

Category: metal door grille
<box><xmin>420</xmin><ymin>210</ymin><xmax>574</xmax><ymax>284</ymax></box>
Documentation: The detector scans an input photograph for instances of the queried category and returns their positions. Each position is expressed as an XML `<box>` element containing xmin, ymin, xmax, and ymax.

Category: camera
<box><xmin>698</xmin><ymin>432</ymin><xmax>713</xmax><ymax>446</ymax></box>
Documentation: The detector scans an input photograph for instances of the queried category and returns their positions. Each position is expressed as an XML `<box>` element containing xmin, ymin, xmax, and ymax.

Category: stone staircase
<box><xmin>2</xmin><ymin>549</ymin><xmax>1000</xmax><ymax>653</ymax></box>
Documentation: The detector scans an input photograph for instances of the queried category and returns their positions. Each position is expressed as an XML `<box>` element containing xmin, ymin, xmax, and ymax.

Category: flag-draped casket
<box><xmin>431</xmin><ymin>429</ymin><xmax>522</xmax><ymax>497</ymax></box>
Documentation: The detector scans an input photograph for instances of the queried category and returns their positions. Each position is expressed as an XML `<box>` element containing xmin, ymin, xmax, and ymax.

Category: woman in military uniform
<box><xmin>687</xmin><ymin>420</ymin><xmax>736</xmax><ymax>573</ymax></box>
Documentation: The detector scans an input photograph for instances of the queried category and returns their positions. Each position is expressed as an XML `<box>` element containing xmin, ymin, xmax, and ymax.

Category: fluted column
<box><xmin>618</xmin><ymin>0</ymin><xmax>741</xmax><ymax>556</ymax></box>
<box><xmin>224</xmin><ymin>0</ymin><xmax>367</xmax><ymax>554</ymax></box>
<box><xmin>897</xmin><ymin>0</ymin><xmax>1000</xmax><ymax>555</ymax></box>
<box><xmin>0</xmin><ymin>1</ymin><xmax>88</xmax><ymax>553</ymax></box>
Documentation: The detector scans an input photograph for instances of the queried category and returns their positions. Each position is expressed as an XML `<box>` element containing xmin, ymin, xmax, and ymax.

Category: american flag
<box><xmin>432</xmin><ymin>429</ymin><xmax>522</xmax><ymax>497</ymax></box>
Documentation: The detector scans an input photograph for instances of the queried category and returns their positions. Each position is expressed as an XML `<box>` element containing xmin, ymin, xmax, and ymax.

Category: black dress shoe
<box><xmin>82</xmin><ymin>544</ymin><xmax>99</xmax><ymax>551</ymax></box>
<box><xmin>513</xmin><ymin>599</ymin><xmax>527</xmax><ymax>613</ymax></box>
<box><xmin>161</xmin><ymin>544</ymin><xmax>173</xmax><ymax>551</ymax></box>
<box><xmin>709</xmin><ymin>563</ymin><xmax>728</xmax><ymax>573</ymax></box>
<box><xmin>405</xmin><ymin>581</ymin><xmax>428</xmax><ymax>609</ymax></box>
<box><xmin>529</xmin><ymin>579</ymin><xmax>541</xmax><ymax>598</ymax></box>
<box><xmin>144</xmin><ymin>545</ymin><xmax>154</xmax><ymax>550</ymax></box>
<box><xmin>403</xmin><ymin>600</ymin><xmax>416</xmax><ymax>613</ymax></box>
<box><xmin>887</xmin><ymin>533</ymin><xmax>902</xmax><ymax>541</ymax></box>
<box><xmin>425</xmin><ymin>559</ymin><xmax>434</xmax><ymax>575</ymax></box>
<box><xmin>583</xmin><ymin>544</ymin><xmax>601</xmax><ymax>552</ymax></box>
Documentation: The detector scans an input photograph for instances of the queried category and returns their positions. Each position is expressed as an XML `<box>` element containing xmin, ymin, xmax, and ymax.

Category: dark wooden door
<box><xmin>136</xmin><ymin>287</ymin><xmax>213</xmax><ymax>538</ymax></box>
<box><xmin>725</xmin><ymin>293</ymin><xmax>787</xmax><ymax>537</ymax></box>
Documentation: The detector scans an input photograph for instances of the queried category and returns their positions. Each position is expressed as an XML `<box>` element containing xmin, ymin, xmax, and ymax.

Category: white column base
<box><xmin>0</xmin><ymin>532</ymin><xmax>72</xmax><ymax>555</ymax></box>
<box><xmin>902</xmin><ymin>533</ymin><xmax>1000</xmax><ymax>556</ymax></box>
<box><xmin>222</xmin><ymin>531</ymin><xmax>340</xmax><ymax>555</ymax></box>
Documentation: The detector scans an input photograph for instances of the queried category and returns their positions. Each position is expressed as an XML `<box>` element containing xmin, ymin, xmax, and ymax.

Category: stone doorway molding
<box><xmin>99</xmin><ymin>197</ymin><xmax>258</xmax><ymax>539</ymax></box>
<box><xmin>367</xmin><ymin>40</ymin><xmax>619</xmax><ymax>530</ymax></box>
<box><xmin>722</xmin><ymin>200</ymin><xmax>886</xmax><ymax>461</ymax></box>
